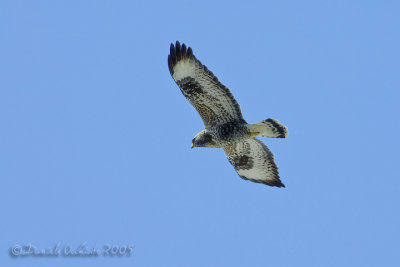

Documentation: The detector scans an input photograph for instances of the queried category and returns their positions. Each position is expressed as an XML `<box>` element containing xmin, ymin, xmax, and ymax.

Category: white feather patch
<box><xmin>237</xmin><ymin>168</ymin><xmax>266</xmax><ymax>181</ymax></box>
<box><xmin>172</xmin><ymin>59</ymin><xmax>196</xmax><ymax>81</ymax></box>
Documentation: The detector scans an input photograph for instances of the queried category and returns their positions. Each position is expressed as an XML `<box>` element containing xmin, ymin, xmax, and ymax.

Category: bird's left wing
<box><xmin>168</xmin><ymin>41</ymin><xmax>245</xmax><ymax>127</ymax></box>
<box><xmin>223</xmin><ymin>138</ymin><xmax>285</xmax><ymax>187</ymax></box>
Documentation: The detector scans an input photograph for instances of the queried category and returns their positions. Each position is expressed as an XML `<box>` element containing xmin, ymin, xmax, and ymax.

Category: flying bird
<box><xmin>168</xmin><ymin>41</ymin><xmax>288</xmax><ymax>187</ymax></box>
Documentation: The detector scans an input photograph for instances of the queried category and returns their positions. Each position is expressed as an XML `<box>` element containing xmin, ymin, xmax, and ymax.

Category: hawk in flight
<box><xmin>168</xmin><ymin>41</ymin><xmax>288</xmax><ymax>187</ymax></box>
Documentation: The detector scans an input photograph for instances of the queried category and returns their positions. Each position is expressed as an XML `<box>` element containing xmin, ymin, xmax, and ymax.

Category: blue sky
<box><xmin>1</xmin><ymin>1</ymin><xmax>399</xmax><ymax>266</ymax></box>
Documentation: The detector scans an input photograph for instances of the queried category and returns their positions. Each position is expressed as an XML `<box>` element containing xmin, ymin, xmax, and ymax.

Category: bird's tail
<box><xmin>248</xmin><ymin>118</ymin><xmax>288</xmax><ymax>138</ymax></box>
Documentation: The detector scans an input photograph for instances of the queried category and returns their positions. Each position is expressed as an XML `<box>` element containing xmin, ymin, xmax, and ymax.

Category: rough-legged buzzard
<box><xmin>168</xmin><ymin>41</ymin><xmax>288</xmax><ymax>187</ymax></box>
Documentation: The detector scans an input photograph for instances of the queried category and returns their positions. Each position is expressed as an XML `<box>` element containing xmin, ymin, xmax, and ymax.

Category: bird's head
<box><xmin>191</xmin><ymin>130</ymin><xmax>217</xmax><ymax>148</ymax></box>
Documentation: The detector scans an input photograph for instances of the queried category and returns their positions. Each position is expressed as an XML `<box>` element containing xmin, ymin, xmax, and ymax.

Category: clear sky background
<box><xmin>1</xmin><ymin>1</ymin><xmax>399</xmax><ymax>266</ymax></box>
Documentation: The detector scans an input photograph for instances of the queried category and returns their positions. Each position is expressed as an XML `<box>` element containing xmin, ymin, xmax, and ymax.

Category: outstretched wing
<box><xmin>223</xmin><ymin>138</ymin><xmax>285</xmax><ymax>187</ymax></box>
<box><xmin>168</xmin><ymin>41</ymin><xmax>245</xmax><ymax>127</ymax></box>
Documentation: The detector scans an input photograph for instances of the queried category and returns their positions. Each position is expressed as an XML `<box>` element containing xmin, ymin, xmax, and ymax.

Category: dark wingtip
<box><xmin>187</xmin><ymin>47</ymin><xmax>193</xmax><ymax>56</ymax></box>
<box><xmin>181</xmin><ymin>43</ymin><xmax>187</xmax><ymax>58</ymax></box>
<box><xmin>263</xmin><ymin>176</ymin><xmax>285</xmax><ymax>188</ymax></box>
<box><xmin>175</xmin><ymin>41</ymin><xmax>181</xmax><ymax>60</ymax></box>
<box><xmin>168</xmin><ymin>41</ymin><xmax>194</xmax><ymax>75</ymax></box>
<box><xmin>168</xmin><ymin>54</ymin><xmax>173</xmax><ymax>74</ymax></box>
<box><xmin>239</xmin><ymin>174</ymin><xmax>285</xmax><ymax>188</ymax></box>
<box><xmin>274</xmin><ymin>180</ymin><xmax>286</xmax><ymax>188</ymax></box>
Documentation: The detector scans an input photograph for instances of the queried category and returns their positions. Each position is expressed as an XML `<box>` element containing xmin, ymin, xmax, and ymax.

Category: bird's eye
<box><xmin>192</xmin><ymin>138</ymin><xmax>195</xmax><ymax>143</ymax></box>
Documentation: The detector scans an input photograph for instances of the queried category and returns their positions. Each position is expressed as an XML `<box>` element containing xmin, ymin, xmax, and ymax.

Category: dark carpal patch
<box><xmin>177</xmin><ymin>77</ymin><xmax>203</xmax><ymax>95</ymax></box>
<box><xmin>234</xmin><ymin>155</ymin><xmax>253</xmax><ymax>170</ymax></box>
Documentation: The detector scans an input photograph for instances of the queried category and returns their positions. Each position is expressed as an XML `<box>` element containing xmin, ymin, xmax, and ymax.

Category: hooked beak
<box><xmin>191</xmin><ymin>143</ymin><xmax>194</xmax><ymax>149</ymax></box>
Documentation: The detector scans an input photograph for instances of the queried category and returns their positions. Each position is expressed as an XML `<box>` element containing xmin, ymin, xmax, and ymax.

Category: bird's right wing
<box><xmin>223</xmin><ymin>138</ymin><xmax>285</xmax><ymax>187</ymax></box>
<box><xmin>168</xmin><ymin>41</ymin><xmax>245</xmax><ymax>127</ymax></box>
